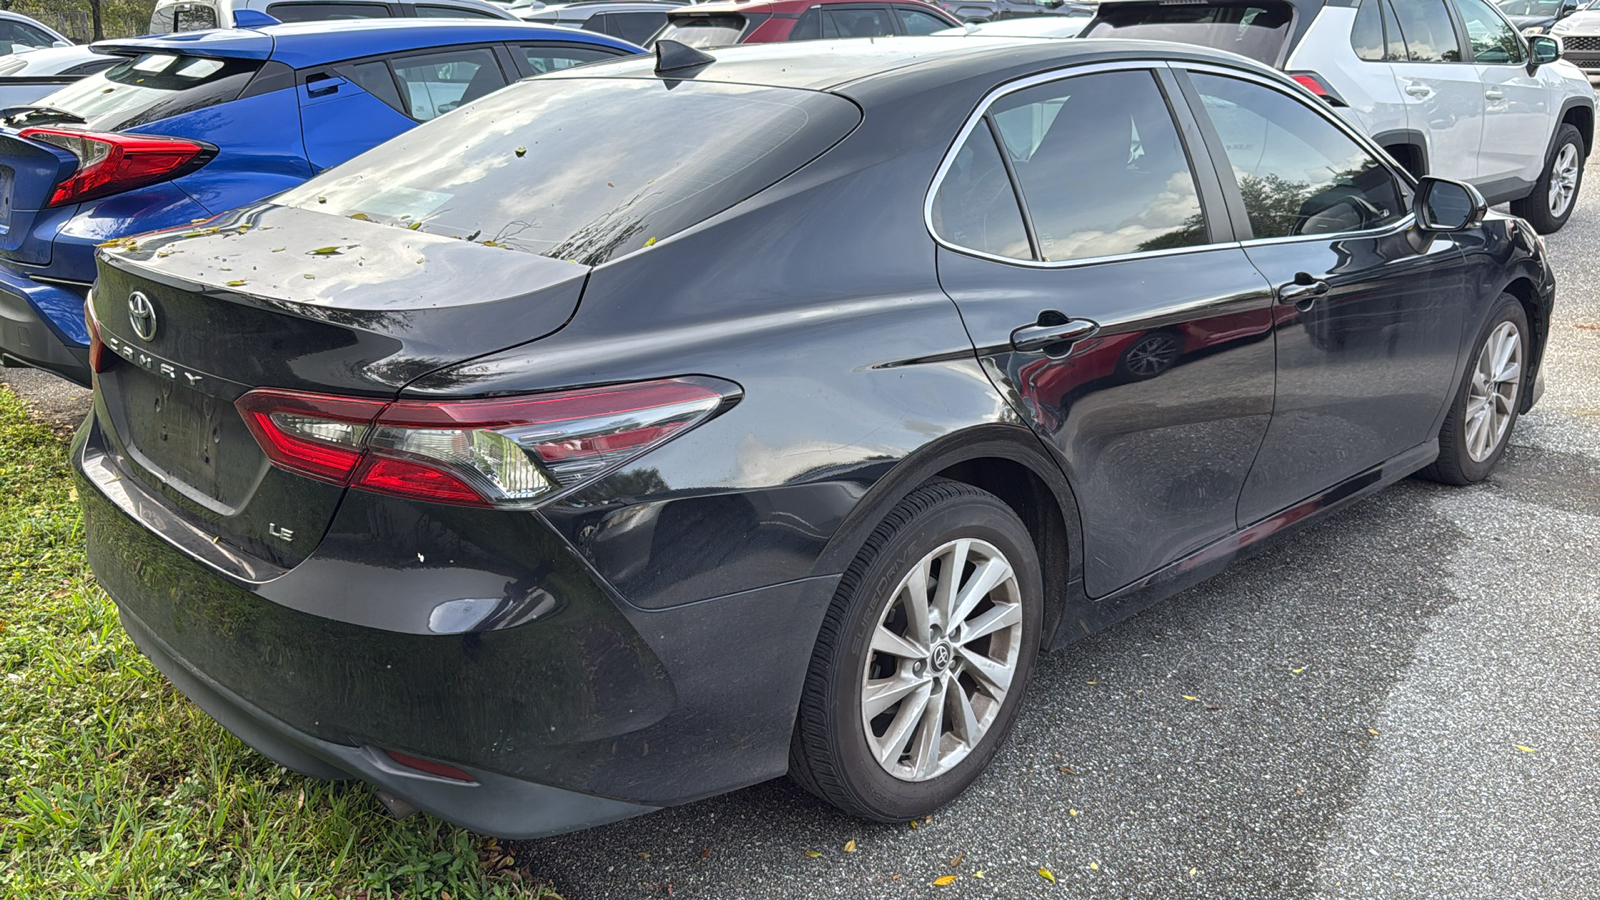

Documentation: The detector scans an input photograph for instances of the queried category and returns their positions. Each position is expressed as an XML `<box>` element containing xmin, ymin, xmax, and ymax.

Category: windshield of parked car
<box><xmin>1083</xmin><ymin>1</ymin><xmax>1293</xmax><ymax>64</ymax></box>
<box><xmin>34</xmin><ymin>52</ymin><xmax>261</xmax><ymax>131</ymax></box>
<box><xmin>278</xmin><ymin>77</ymin><xmax>862</xmax><ymax>266</ymax></box>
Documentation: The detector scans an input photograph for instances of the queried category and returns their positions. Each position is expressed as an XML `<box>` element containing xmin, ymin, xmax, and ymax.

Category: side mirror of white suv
<box><xmin>1528</xmin><ymin>35</ymin><xmax>1563</xmax><ymax>72</ymax></box>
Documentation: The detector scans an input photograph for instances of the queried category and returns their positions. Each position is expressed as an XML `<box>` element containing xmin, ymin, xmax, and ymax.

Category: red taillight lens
<box><xmin>234</xmin><ymin>378</ymin><xmax>735</xmax><ymax>507</ymax></box>
<box><xmin>84</xmin><ymin>297</ymin><xmax>113</xmax><ymax>375</ymax></box>
<box><xmin>1288</xmin><ymin>73</ymin><xmax>1347</xmax><ymax>107</ymax></box>
<box><xmin>235</xmin><ymin>389</ymin><xmax>387</xmax><ymax>485</ymax></box>
<box><xmin>21</xmin><ymin>127</ymin><xmax>210</xmax><ymax>208</ymax></box>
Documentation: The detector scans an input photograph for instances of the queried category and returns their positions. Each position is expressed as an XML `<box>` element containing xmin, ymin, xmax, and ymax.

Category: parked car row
<box><xmin>66</xmin><ymin>33</ymin><xmax>1554</xmax><ymax>841</ymax></box>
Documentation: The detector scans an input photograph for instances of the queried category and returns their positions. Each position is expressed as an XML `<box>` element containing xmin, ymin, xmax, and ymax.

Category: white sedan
<box><xmin>0</xmin><ymin>46</ymin><xmax>118</xmax><ymax>111</ymax></box>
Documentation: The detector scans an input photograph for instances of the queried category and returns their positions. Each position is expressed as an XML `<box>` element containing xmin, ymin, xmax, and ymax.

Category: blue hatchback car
<box><xmin>0</xmin><ymin>19</ymin><xmax>640</xmax><ymax>385</ymax></box>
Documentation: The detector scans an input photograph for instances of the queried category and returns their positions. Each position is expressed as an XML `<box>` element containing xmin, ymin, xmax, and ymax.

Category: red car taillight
<box><xmin>21</xmin><ymin>127</ymin><xmax>211</xmax><ymax>208</ymax></box>
<box><xmin>235</xmin><ymin>378</ymin><xmax>735</xmax><ymax>508</ymax></box>
<box><xmin>84</xmin><ymin>296</ymin><xmax>114</xmax><ymax>375</ymax></box>
<box><xmin>1288</xmin><ymin>73</ymin><xmax>1348</xmax><ymax>108</ymax></box>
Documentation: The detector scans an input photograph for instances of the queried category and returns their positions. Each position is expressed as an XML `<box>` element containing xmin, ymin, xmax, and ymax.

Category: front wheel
<box><xmin>1510</xmin><ymin>123</ymin><xmax>1584</xmax><ymax>234</ymax></box>
<box><xmin>1419</xmin><ymin>295</ymin><xmax>1529</xmax><ymax>485</ymax></box>
<box><xmin>789</xmin><ymin>481</ymin><xmax>1042</xmax><ymax>821</ymax></box>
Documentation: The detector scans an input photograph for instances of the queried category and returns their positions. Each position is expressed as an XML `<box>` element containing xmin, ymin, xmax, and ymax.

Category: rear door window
<box><xmin>266</xmin><ymin>2</ymin><xmax>394</xmax><ymax>19</ymax></box>
<box><xmin>652</xmin><ymin>14</ymin><xmax>747</xmax><ymax>46</ymax></box>
<box><xmin>513</xmin><ymin>43</ymin><xmax>624</xmax><ymax>77</ymax></box>
<box><xmin>278</xmin><ymin>78</ymin><xmax>862</xmax><ymax>265</ymax></box>
<box><xmin>1084</xmin><ymin>2</ymin><xmax>1294</xmax><ymax>65</ymax></box>
<box><xmin>33</xmin><ymin>52</ymin><xmax>261</xmax><ymax>131</ymax></box>
<box><xmin>344</xmin><ymin>58</ymin><xmax>406</xmax><ymax>112</ymax></box>
<box><xmin>990</xmin><ymin>69</ymin><xmax>1210</xmax><ymax>261</ymax></box>
<box><xmin>389</xmin><ymin>47</ymin><xmax>506</xmax><ymax>120</ymax></box>
<box><xmin>789</xmin><ymin>6</ymin><xmax>822</xmax><ymax>39</ymax></box>
<box><xmin>895</xmin><ymin>6</ymin><xmax>950</xmax><ymax>33</ymax></box>
<box><xmin>823</xmin><ymin>6</ymin><xmax>897</xmax><ymax>37</ymax></box>
<box><xmin>1389</xmin><ymin>0</ymin><xmax>1463</xmax><ymax>60</ymax></box>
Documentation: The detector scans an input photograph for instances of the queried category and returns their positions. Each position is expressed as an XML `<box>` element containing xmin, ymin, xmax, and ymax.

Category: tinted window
<box><xmin>651</xmin><ymin>14</ymin><xmax>747</xmax><ymax>47</ymax></box>
<box><xmin>65</xmin><ymin>59</ymin><xmax>124</xmax><ymax>77</ymax></box>
<box><xmin>1191</xmin><ymin>73</ymin><xmax>1407</xmax><ymax>239</ymax></box>
<box><xmin>932</xmin><ymin>123</ymin><xmax>1031</xmax><ymax>260</ymax></box>
<box><xmin>993</xmin><ymin>70</ymin><xmax>1207</xmax><ymax>261</ymax></box>
<box><xmin>390</xmin><ymin>47</ymin><xmax>505</xmax><ymax>121</ymax></box>
<box><xmin>824</xmin><ymin>6</ymin><xmax>896</xmax><ymax>36</ymax></box>
<box><xmin>266</xmin><ymin>1</ymin><xmax>392</xmax><ymax>19</ymax></box>
<box><xmin>1352</xmin><ymin>0</ymin><xmax>1385</xmax><ymax>60</ymax></box>
<box><xmin>344</xmin><ymin>59</ymin><xmax>405</xmax><ymax>112</ymax></box>
<box><xmin>896</xmin><ymin>7</ymin><xmax>949</xmax><ymax>33</ymax></box>
<box><xmin>279</xmin><ymin>79</ymin><xmax>862</xmax><ymax>265</ymax></box>
<box><xmin>1085</xmin><ymin>2</ymin><xmax>1293</xmax><ymax>65</ymax></box>
<box><xmin>1495</xmin><ymin>0</ymin><xmax>1561</xmax><ymax>13</ymax></box>
<box><xmin>416</xmin><ymin>4</ymin><xmax>504</xmax><ymax>17</ymax></box>
<box><xmin>587</xmin><ymin>12</ymin><xmax>666</xmax><ymax>43</ymax></box>
<box><xmin>1456</xmin><ymin>0</ymin><xmax>1526</xmax><ymax>61</ymax></box>
<box><xmin>516</xmin><ymin>43</ymin><xmax>621</xmax><ymax>76</ymax></box>
<box><xmin>790</xmin><ymin>6</ymin><xmax>821</xmax><ymax>39</ymax></box>
<box><xmin>1389</xmin><ymin>0</ymin><xmax>1462</xmax><ymax>61</ymax></box>
<box><xmin>36</xmin><ymin>53</ymin><xmax>260</xmax><ymax>131</ymax></box>
<box><xmin>1383</xmin><ymin>0</ymin><xmax>1408</xmax><ymax>59</ymax></box>
<box><xmin>0</xmin><ymin>21</ymin><xmax>56</xmax><ymax>50</ymax></box>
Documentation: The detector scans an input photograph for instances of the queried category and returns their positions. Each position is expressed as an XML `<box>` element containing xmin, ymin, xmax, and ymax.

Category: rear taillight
<box><xmin>234</xmin><ymin>378</ymin><xmax>735</xmax><ymax>508</ymax></box>
<box><xmin>21</xmin><ymin>127</ymin><xmax>212</xmax><ymax>208</ymax></box>
<box><xmin>84</xmin><ymin>294</ymin><xmax>113</xmax><ymax>375</ymax></box>
<box><xmin>1288</xmin><ymin>73</ymin><xmax>1347</xmax><ymax>108</ymax></box>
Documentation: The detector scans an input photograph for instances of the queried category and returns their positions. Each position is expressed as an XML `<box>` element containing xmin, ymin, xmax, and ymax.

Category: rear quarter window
<box><xmin>35</xmin><ymin>53</ymin><xmax>261</xmax><ymax>132</ymax></box>
<box><xmin>1084</xmin><ymin>2</ymin><xmax>1294</xmax><ymax>65</ymax></box>
<box><xmin>276</xmin><ymin>78</ymin><xmax>861</xmax><ymax>265</ymax></box>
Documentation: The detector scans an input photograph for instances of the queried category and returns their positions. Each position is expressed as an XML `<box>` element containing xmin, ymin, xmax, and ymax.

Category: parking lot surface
<box><xmin>6</xmin><ymin>193</ymin><xmax>1596</xmax><ymax>899</ymax></box>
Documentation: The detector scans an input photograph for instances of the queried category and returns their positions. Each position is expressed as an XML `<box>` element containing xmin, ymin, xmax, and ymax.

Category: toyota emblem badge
<box><xmin>128</xmin><ymin>291</ymin><xmax>157</xmax><ymax>341</ymax></box>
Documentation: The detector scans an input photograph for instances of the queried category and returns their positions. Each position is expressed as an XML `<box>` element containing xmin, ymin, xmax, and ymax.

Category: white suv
<box><xmin>1086</xmin><ymin>0</ymin><xmax>1598</xmax><ymax>232</ymax></box>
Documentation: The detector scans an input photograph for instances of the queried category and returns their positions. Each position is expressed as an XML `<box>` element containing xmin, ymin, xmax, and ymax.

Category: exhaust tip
<box><xmin>375</xmin><ymin>788</ymin><xmax>420</xmax><ymax>820</ymax></box>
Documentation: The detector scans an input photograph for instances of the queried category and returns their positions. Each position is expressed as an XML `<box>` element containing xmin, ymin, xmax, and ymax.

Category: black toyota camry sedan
<box><xmin>75</xmin><ymin>36</ymin><xmax>1554</xmax><ymax>837</ymax></box>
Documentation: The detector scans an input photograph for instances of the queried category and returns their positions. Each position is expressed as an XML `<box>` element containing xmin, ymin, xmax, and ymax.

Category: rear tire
<box><xmin>1419</xmin><ymin>294</ymin><xmax>1529</xmax><ymax>485</ymax></box>
<box><xmin>789</xmin><ymin>481</ymin><xmax>1041</xmax><ymax>822</ymax></box>
<box><xmin>1510</xmin><ymin>123</ymin><xmax>1584</xmax><ymax>234</ymax></box>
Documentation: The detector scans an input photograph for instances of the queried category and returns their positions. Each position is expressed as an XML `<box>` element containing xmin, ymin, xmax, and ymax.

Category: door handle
<box><xmin>1485</xmin><ymin>88</ymin><xmax>1505</xmax><ymax>100</ymax></box>
<box><xmin>305</xmin><ymin>73</ymin><xmax>344</xmax><ymax>98</ymax></box>
<box><xmin>1010</xmin><ymin>315</ymin><xmax>1099</xmax><ymax>355</ymax></box>
<box><xmin>1277</xmin><ymin>274</ymin><xmax>1329</xmax><ymax>309</ymax></box>
<box><xmin>1405</xmin><ymin>82</ymin><xmax>1433</xmax><ymax>98</ymax></box>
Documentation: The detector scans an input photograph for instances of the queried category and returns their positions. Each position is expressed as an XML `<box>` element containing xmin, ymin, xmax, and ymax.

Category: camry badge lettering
<box><xmin>127</xmin><ymin>291</ymin><xmax>157</xmax><ymax>341</ymax></box>
<box><xmin>100</xmin><ymin>333</ymin><xmax>204</xmax><ymax>387</ymax></box>
<box><xmin>268</xmin><ymin>523</ymin><xmax>295</xmax><ymax>542</ymax></box>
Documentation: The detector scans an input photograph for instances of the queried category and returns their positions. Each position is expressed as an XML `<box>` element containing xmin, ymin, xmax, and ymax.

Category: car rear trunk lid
<box><xmin>89</xmin><ymin>203</ymin><xmax>589</xmax><ymax>574</ymax></box>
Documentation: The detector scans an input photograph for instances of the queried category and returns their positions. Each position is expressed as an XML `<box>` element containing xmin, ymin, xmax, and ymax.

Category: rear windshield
<box><xmin>277</xmin><ymin>78</ymin><xmax>860</xmax><ymax>266</ymax></box>
<box><xmin>649</xmin><ymin>14</ymin><xmax>748</xmax><ymax>48</ymax></box>
<box><xmin>36</xmin><ymin>53</ymin><xmax>260</xmax><ymax>131</ymax></box>
<box><xmin>1084</xmin><ymin>2</ymin><xmax>1294</xmax><ymax>65</ymax></box>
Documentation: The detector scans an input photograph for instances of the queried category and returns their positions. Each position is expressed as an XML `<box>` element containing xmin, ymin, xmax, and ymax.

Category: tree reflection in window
<box><xmin>1192</xmin><ymin>73</ymin><xmax>1407</xmax><ymax>240</ymax></box>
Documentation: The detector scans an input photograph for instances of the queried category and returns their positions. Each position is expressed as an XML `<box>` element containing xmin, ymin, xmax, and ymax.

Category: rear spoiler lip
<box><xmin>90</xmin><ymin>29</ymin><xmax>276</xmax><ymax>61</ymax></box>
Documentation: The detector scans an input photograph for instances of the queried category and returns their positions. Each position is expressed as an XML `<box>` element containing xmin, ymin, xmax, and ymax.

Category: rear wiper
<box><xmin>1</xmin><ymin>105</ymin><xmax>86</xmax><ymax>125</ymax></box>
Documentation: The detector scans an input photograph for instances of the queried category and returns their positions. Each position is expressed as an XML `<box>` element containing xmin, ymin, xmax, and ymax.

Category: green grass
<box><xmin>0</xmin><ymin>386</ymin><xmax>558</xmax><ymax>900</ymax></box>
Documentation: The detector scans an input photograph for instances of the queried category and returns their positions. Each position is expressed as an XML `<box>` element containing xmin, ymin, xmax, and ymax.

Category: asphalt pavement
<box><xmin>5</xmin><ymin>191</ymin><xmax>1598</xmax><ymax>899</ymax></box>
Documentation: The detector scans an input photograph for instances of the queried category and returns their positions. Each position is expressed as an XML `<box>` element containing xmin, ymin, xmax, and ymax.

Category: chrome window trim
<box><xmin>923</xmin><ymin>59</ymin><xmax>1239</xmax><ymax>270</ymax></box>
<box><xmin>1177</xmin><ymin>61</ymin><xmax>1421</xmax><ymax>246</ymax></box>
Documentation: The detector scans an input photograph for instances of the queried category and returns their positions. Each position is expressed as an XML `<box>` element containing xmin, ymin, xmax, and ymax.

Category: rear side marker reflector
<box><xmin>234</xmin><ymin>378</ymin><xmax>736</xmax><ymax>508</ymax></box>
<box><xmin>382</xmin><ymin>749</ymin><xmax>476</xmax><ymax>783</ymax></box>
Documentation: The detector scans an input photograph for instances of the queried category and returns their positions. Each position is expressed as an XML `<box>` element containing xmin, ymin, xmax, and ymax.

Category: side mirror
<box><xmin>1414</xmin><ymin>177</ymin><xmax>1487</xmax><ymax>232</ymax></box>
<box><xmin>1528</xmin><ymin>34</ymin><xmax>1562</xmax><ymax>71</ymax></box>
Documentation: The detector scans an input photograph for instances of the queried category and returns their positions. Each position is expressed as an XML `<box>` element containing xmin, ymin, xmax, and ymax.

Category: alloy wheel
<box><xmin>860</xmin><ymin>538</ymin><xmax>1024</xmax><ymax>782</ymax></box>
<box><xmin>1548</xmin><ymin>142</ymin><xmax>1580</xmax><ymax>219</ymax></box>
<box><xmin>1464</xmin><ymin>321</ymin><xmax>1522</xmax><ymax>463</ymax></box>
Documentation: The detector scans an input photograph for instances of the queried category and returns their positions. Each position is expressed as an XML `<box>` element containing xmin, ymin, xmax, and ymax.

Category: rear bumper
<box><xmin>0</xmin><ymin>266</ymin><xmax>89</xmax><ymax>385</ymax></box>
<box><xmin>73</xmin><ymin>411</ymin><xmax>839</xmax><ymax>836</ymax></box>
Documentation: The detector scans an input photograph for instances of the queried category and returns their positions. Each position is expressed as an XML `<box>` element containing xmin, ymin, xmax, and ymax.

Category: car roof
<box><xmin>91</xmin><ymin>19</ymin><xmax>639</xmax><ymax>67</ymax></box>
<box><xmin>546</xmin><ymin>33</ymin><xmax>1288</xmax><ymax>93</ymax></box>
